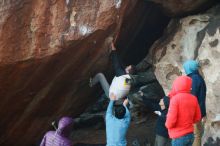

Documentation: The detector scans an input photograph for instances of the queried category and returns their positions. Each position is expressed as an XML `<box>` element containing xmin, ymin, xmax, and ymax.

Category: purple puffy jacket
<box><xmin>40</xmin><ymin>117</ymin><xmax>74</xmax><ymax>146</ymax></box>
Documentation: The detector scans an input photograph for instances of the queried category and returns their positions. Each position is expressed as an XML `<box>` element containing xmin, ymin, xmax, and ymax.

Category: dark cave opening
<box><xmin>115</xmin><ymin>1</ymin><xmax>170</xmax><ymax>66</ymax></box>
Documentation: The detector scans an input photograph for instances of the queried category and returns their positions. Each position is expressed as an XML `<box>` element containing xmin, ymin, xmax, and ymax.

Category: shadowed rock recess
<box><xmin>0</xmin><ymin>0</ymin><xmax>219</xmax><ymax>146</ymax></box>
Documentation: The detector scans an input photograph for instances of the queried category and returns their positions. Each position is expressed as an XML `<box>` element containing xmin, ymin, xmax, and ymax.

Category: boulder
<box><xmin>0</xmin><ymin>0</ymin><xmax>127</xmax><ymax>145</ymax></box>
<box><xmin>0</xmin><ymin>0</ymin><xmax>169</xmax><ymax>145</ymax></box>
<box><xmin>145</xmin><ymin>5</ymin><xmax>220</xmax><ymax>144</ymax></box>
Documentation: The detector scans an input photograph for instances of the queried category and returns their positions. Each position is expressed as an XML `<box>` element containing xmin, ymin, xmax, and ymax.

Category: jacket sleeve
<box><xmin>165</xmin><ymin>97</ymin><xmax>178</xmax><ymax>129</ymax></box>
<box><xmin>191</xmin><ymin>75</ymin><xmax>199</xmax><ymax>97</ymax></box>
<box><xmin>191</xmin><ymin>75</ymin><xmax>207</xmax><ymax>117</ymax></box>
<box><xmin>135</xmin><ymin>58</ymin><xmax>152</xmax><ymax>72</ymax></box>
<box><xmin>110</xmin><ymin>50</ymin><xmax>126</xmax><ymax>76</ymax></box>
<box><xmin>194</xmin><ymin>100</ymin><xmax>202</xmax><ymax>123</ymax></box>
<box><xmin>106</xmin><ymin>100</ymin><xmax>114</xmax><ymax>120</ymax></box>
<box><xmin>201</xmin><ymin>82</ymin><xmax>207</xmax><ymax>117</ymax></box>
<box><xmin>129</xmin><ymin>71</ymin><xmax>157</xmax><ymax>87</ymax></box>
<box><xmin>40</xmin><ymin>135</ymin><xmax>46</xmax><ymax>146</ymax></box>
<box><xmin>142</xmin><ymin>98</ymin><xmax>161</xmax><ymax>111</ymax></box>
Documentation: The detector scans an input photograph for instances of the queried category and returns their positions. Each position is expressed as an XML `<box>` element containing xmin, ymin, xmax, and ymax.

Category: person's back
<box><xmin>183</xmin><ymin>60</ymin><xmax>206</xmax><ymax>146</ymax></box>
<box><xmin>106</xmin><ymin>94</ymin><xmax>131</xmax><ymax>146</ymax></box>
<box><xmin>106</xmin><ymin>112</ymin><xmax>130</xmax><ymax>145</ymax></box>
<box><xmin>166</xmin><ymin>76</ymin><xmax>201</xmax><ymax>146</ymax></box>
<box><xmin>41</xmin><ymin>131</ymin><xmax>72</xmax><ymax>146</ymax></box>
<box><xmin>40</xmin><ymin>117</ymin><xmax>73</xmax><ymax>146</ymax></box>
<box><xmin>183</xmin><ymin>60</ymin><xmax>206</xmax><ymax>118</ymax></box>
<box><xmin>167</xmin><ymin>92</ymin><xmax>200</xmax><ymax>138</ymax></box>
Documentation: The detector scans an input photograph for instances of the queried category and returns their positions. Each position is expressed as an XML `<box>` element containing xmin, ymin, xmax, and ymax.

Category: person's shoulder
<box><xmin>45</xmin><ymin>131</ymin><xmax>55</xmax><ymax>136</ymax></box>
<box><xmin>191</xmin><ymin>73</ymin><xmax>203</xmax><ymax>79</ymax></box>
<box><xmin>171</xmin><ymin>95</ymin><xmax>180</xmax><ymax>101</ymax></box>
<box><xmin>174</xmin><ymin>93</ymin><xmax>189</xmax><ymax>104</ymax></box>
<box><xmin>191</xmin><ymin>73</ymin><xmax>203</xmax><ymax>83</ymax></box>
<box><xmin>106</xmin><ymin>115</ymin><xmax>116</xmax><ymax>121</ymax></box>
<box><xmin>121</xmin><ymin>118</ymin><xmax>130</xmax><ymax>125</ymax></box>
<box><xmin>190</xmin><ymin>73</ymin><xmax>199</xmax><ymax>78</ymax></box>
<box><xmin>187</xmin><ymin>94</ymin><xmax>198</xmax><ymax>102</ymax></box>
<box><xmin>113</xmin><ymin>117</ymin><xmax>129</xmax><ymax>123</ymax></box>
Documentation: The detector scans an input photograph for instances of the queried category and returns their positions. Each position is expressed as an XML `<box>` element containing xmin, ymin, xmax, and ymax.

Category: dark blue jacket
<box><xmin>188</xmin><ymin>72</ymin><xmax>207</xmax><ymax>117</ymax></box>
<box><xmin>142</xmin><ymin>97</ymin><xmax>169</xmax><ymax>138</ymax></box>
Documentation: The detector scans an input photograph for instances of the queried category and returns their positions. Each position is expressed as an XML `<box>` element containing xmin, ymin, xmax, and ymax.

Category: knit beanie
<box><xmin>183</xmin><ymin>60</ymin><xmax>199</xmax><ymax>75</ymax></box>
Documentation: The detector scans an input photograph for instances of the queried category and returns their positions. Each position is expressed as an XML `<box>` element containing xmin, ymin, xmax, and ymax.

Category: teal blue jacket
<box><xmin>106</xmin><ymin>101</ymin><xmax>131</xmax><ymax>146</ymax></box>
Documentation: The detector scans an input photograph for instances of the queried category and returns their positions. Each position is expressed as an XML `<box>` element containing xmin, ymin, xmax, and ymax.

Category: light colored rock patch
<box><xmin>154</xmin><ymin>15</ymin><xmax>209</xmax><ymax>94</ymax></box>
<box><xmin>151</xmin><ymin>7</ymin><xmax>220</xmax><ymax>143</ymax></box>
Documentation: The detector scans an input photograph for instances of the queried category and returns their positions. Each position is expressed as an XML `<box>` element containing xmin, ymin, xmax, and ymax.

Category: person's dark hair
<box><xmin>114</xmin><ymin>105</ymin><xmax>126</xmax><ymax>119</ymax></box>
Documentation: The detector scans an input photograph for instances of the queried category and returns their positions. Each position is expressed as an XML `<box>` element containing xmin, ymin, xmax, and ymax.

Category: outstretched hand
<box><xmin>202</xmin><ymin>116</ymin><xmax>207</xmax><ymax>123</ymax></box>
<box><xmin>138</xmin><ymin>91</ymin><xmax>144</xmax><ymax>97</ymax></box>
<box><xmin>109</xmin><ymin>93</ymin><xmax>117</xmax><ymax>101</ymax></box>
<box><xmin>123</xmin><ymin>99</ymin><xmax>129</xmax><ymax>107</ymax></box>
<box><xmin>111</xmin><ymin>41</ymin><xmax>116</xmax><ymax>51</ymax></box>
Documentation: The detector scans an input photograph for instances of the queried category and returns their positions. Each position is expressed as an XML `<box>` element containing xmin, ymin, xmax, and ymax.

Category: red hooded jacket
<box><xmin>165</xmin><ymin>76</ymin><xmax>201</xmax><ymax>138</ymax></box>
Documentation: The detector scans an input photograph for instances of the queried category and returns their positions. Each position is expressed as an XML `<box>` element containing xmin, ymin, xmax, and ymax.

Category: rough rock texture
<box><xmin>144</xmin><ymin>5</ymin><xmax>220</xmax><ymax>145</ymax></box>
<box><xmin>1</xmin><ymin>0</ymin><xmax>218</xmax><ymax>145</ymax></box>
<box><xmin>0</xmin><ymin>0</ymin><xmax>169</xmax><ymax>145</ymax></box>
<box><xmin>0</xmin><ymin>0</ymin><xmax>125</xmax><ymax>145</ymax></box>
<box><xmin>149</xmin><ymin>0</ymin><xmax>217</xmax><ymax>16</ymax></box>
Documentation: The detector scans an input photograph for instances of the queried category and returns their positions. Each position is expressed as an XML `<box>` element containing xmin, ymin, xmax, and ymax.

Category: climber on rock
<box><xmin>142</xmin><ymin>96</ymin><xmax>171</xmax><ymax>146</ymax></box>
<box><xmin>40</xmin><ymin>117</ymin><xmax>74</xmax><ymax>146</ymax></box>
<box><xmin>106</xmin><ymin>93</ymin><xmax>131</xmax><ymax>146</ymax></box>
<box><xmin>90</xmin><ymin>72</ymin><xmax>131</xmax><ymax>104</ymax></box>
<box><xmin>110</xmin><ymin>41</ymin><xmax>164</xmax><ymax>122</ymax></box>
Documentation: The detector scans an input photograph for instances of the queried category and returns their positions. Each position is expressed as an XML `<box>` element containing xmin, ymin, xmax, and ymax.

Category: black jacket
<box><xmin>142</xmin><ymin>97</ymin><xmax>169</xmax><ymax>138</ymax></box>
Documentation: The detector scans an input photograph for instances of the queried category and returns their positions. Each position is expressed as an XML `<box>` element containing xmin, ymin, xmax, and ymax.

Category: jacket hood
<box><xmin>171</xmin><ymin>76</ymin><xmax>192</xmax><ymax>94</ymax></box>
<box><xmin>57</xmin><ymin>117</ymin><xmax>74</xmax><ymax>136</ymax></box>
<box><xmin>183</xmin><ymin>60</ymin><xmax>199</xmax><ymax>75</ymax></box>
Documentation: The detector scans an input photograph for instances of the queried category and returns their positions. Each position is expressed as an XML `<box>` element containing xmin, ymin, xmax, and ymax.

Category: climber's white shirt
<box><xmin>109</xmin><ymin>75</ymin><xmax>131</xmax><ymax>100</ymax></box>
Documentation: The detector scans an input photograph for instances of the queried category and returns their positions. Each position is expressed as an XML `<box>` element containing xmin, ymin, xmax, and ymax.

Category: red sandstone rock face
<box><xmin>0</xmin><ymin>0</ymin><xmax>216</xmax><ymax>145</ymax></box>
<box><xmin>0</xmin><ymin>0</ymin><xmax>130</xmax><ymax>145</ymax></box>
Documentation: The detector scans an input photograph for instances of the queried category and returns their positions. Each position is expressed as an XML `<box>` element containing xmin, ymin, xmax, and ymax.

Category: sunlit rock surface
<box><xmin>0</xmin><ymin>0</ymin><xmax>168</xmax><ymax>145</ymax></box>
<box><xmin>0</xmin><ymin>0</ymin><xmax>125</xmax><ymax>145</ymax></box>
<box><xmin>144</xmin><ymin>5</ymin><xmax>220</xmax><ymax>145</ymax></box>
